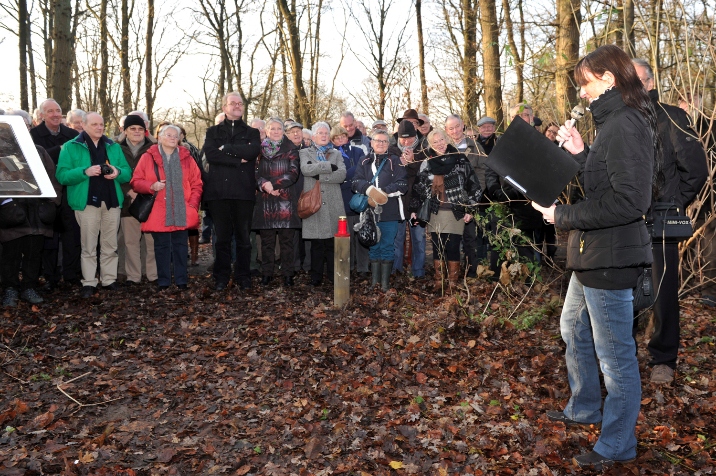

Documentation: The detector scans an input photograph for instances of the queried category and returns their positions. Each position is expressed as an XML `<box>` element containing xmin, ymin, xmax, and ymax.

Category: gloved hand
<box><xmin>366</xmin><ymin>185</ymin><xmax>388</xmax><ymax>207</ymax></box>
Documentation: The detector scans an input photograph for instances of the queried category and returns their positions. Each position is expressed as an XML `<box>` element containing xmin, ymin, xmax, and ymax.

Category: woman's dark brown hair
<box><xmin>574</xmin><ymin>44</ymin><xmax>662</xmax><ymax>196</ymax></box>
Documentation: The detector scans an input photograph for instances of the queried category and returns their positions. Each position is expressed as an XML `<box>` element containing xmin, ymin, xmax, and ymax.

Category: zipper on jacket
<box><xmin>579</xmin><ymin>231</ymin><xmax>585</xmax><ymax>254</ymax></box>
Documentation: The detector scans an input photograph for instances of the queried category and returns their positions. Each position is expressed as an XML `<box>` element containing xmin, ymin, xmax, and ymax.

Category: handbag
<box><xmin>129</xmin><ymin>161</ymin><xmax>161</xmax><ymax>223</ymax></box>
<box><xmin>349</xmin><ymin>156</ymin><xmax>387</xmax><ymax>213</ymax></box>
<box><xmin>355</xmin><ymin>209</ymin><xmax>381</xmax><ymax>247</ymax></box>
<box><xmin>0</xmin><ymin>200</ymin><xmax>27</xmax><ymax>228</ymax></box>
<box><xmin>416</xmin><ymin>196</ymin><xmax>431</xmax><ymax>223</ymax></box>
<box><xmin>633</xmin><ymin>267</ymin><xmax>656</xmax><ymax>312</ymax></box>
<box><xmin>649</xmin><ymin>202</ymin><xmax>694</xmax><ymax>241</ymax></box>
<box><xmin>298</xmin><ymin>180</ymin><xmax>321</xmax><ymax>219</ymax></box>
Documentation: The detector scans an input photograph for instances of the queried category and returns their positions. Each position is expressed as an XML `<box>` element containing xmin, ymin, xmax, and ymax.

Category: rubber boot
<box><xmin>370</xmin><ymin>261</ymin><xmax>381</xmax><ymax>286</ymax></box>
<box><xmin>447</xmin><ymin>261</ymin><xmax>461</xmax><ymax>294</ymax></box>
<box><xmin>380</xmin><ymin>261</ymin><xmax>392</xmax><ymax>291</ymax></box>
<box><xmin>434</xmin><ymin>259</ymin><xmax>444</xmax><ymax>294</ymax></box>
<box><xmin>189</xmin><ymin>235</ymin><xmax>199</xmax><ymax>266</ymax></box>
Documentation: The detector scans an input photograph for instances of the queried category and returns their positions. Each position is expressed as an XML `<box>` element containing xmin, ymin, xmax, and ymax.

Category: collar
<box><xmin>588</xmin><ymin>87</ymin><xmax>625</xmax><ymax>126</ymax></box>
<box><xmin>74</xmin><ymin>132</ymin><xmax>114</xmax><ymax>147</ymax></box>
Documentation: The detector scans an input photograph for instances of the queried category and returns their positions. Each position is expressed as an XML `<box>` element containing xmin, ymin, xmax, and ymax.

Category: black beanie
<box><xmin>124</xmin><ymin>114</ymin><xmax>146</xmax><ymax>130</ymax></box>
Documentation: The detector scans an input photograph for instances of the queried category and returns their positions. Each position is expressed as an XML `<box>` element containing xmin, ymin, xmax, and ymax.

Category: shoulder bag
<box><xmin>633</xmin><ymin>267</ymin><xmax>655</xmax><ymax>312</ymax></box>
<box><xmin>297</xmin><ymin>180</ymin><xmax>321</xmax><ymax>219</ymax></box>
<box><xmin>349</xmin><ymin>157</ymin><xmax>387</xmax><ymax>213</ymax></box>
<box><xmin>355</xmin><ymin>208</ymin><xmax>381</xmax><ymax>247</ymax></box>
<box><xmin>129</xmin><ymin>161</ymin><xmax>161</xmax><ymax>223</ymax></box>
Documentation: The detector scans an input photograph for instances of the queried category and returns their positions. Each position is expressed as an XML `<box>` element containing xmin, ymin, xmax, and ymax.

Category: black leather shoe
<box><xmin>573</xmin><ymin>450</ymin><xmax>634</xmax><ymax>470</ymax></box>
<box><xmin>41</xmin><ymin>281</ymin><xmax>57</xmax><ymax>293</ymax></box>
<box><xmin>283</xmin><ymin>276</ymin><xmax>294</xmax><ymax>286</ymax></box>
<box><xmin>177</xmin><ymin>284</ymin><xmax>188</xmax><ymax>290</ymax></box>
<box><xmin>310</xmin><ymin>278</ymin><xmax>322</xmax><ymax>286</ymax></box>
<box><xmin>239</xmin><ymin>280</ymin><xmax>252</xmax><ymax>290</ymax></box>
<box><xmin>215</xmin><ymin>282</ymin><xmax>228</xmax><ymax>291</ymax></box>
<box><xmin>546</xmin><ymin>411</ymin><xmax>600</xmax><ymax>427</ymax></box>
<box><xmin>261</xmin><ymin>276</ymin><xmax>273</xmax><ymax>285</ymax></box>
<box><xmin>103</xmin><ymin>282</ymin><xmax>119</xmax><ymax>291</ymax></box>
<box><xmin>80</xmin><ymin>286</ymin><xmax>97</xmax><ymax>299</ymax></box>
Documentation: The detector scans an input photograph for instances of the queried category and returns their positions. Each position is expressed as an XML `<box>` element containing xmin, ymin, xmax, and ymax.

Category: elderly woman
<box><xmin>410</xmin><ymin>129</ymin><xmax>482</xmax><ymax>294</ymax></box>
<box><xmin>252</xmin><ymin>118</ymin><xmax>301</xmax><ymax>286</ymax></box>
<box><xmin>352</xmin><ymin>130</ymin><xmax>407</xmax><ymax>290</ymax></box>
<box><xmin>300</xmin><ymin>122</ymin><xmax>347</xmax><ymax>286</ymax></box>
<box><xmin>130</xmin><ymin>125</ymin><xmax>203</xmax><ymax>290</ymax></box>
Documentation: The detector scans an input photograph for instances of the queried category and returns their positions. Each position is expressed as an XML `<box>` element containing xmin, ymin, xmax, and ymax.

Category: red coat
<box><xmin>130</xmin><ymin>144</ymin><xmax>203</xmax><ymax>233</ymax></box>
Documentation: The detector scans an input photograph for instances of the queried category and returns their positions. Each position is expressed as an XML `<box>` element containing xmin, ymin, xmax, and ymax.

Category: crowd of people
<box><xmin>1</xmin><ymin>44</ymin><xmax>715</xmax><ymax>470</ymax></box>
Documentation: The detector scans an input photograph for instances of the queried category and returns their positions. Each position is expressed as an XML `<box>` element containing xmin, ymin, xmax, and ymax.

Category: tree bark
<box><xmin>462</xmin><ymin>0</ymin><xmax>478</xmax><ymax>123</ymax></box>
<box><xmin>623</xmin><ymin>0</ymin><xmax>635</xmax><ymax>56</ymax></box>
<box><xmin>145</xmin><ymin>0</ymin><xmax>154</xmax><ymax>130</ymax></box>
<box><xmin>276</xmin><ymin>0</ymin><xmax>311</xmax><ymax>126</ymax></box>
<box><xmin>415</xmin><ymin>0</ymin><xmax>428</xmax><ymax>113</ymax></box>
<box><xmin>27</xmin><ymin>16</ymin><xmax>38</xmax><ymax>111</ymax></box>
<box><xmin>99</xmin><ymin>0</ymin><xmax>110</xmax><ymax>119</ymax></box>
<box><xmin>555</xmin><ymin>0</ymin><xmax>580</xmax><ymax>123</ymax></box>
<box><xmin>19</xmin><ymin>0</ymin><xmax>29</xmax><ymax>111</ymax></box>
<box><xmin>50</xmin><ymin>0</ymin><xmax>73</xmax><ymax>111</ymax></box>
<box><xmin>479</xmin><ymin>0</ymin><xmax>503</xmax><ymax>127</ymax></box>
<box><xmin>502</xmin><ymin>0</ymin><xmax>523</xmax><ymax>103</ymax></box>
<box><xmin>650</xmin><ymin>0</ymin><xmax>662</xmax><ymax>84</ymax></box>
<box><xmin>120</xmin><ymin>0</ymin><xmax>132</xmax><ymax>112</ymax></box>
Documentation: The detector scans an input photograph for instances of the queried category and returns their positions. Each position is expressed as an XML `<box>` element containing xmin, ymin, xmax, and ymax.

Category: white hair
<box><xmin>214</xmin><ymin>112</ymin><xmax>225</xmax><ymax>125</ymax></box>
<box><xmin>6</xmin><ymin>109</ymin><xmax>32</xmax><ymax>126</ymax></box>
<box><xmin>311</xmin><ymin>121</ymin><xmax>331</xmax><ymax>134</ymax></box>
<box><xmin>82</xmin><ymin>112</ymin><xmax>103</xmax><ymax>125</ymax></box>
<box><xmin>158</xmin><ymin>124</ymin><xmax>181</xmax><ymax>138</ymax></box>
<box><xmin>418</xmin><ymin>113</ymin><xmax>430</xmax><ymax>123</ymax></box>
<box><xmin>39</xmin><ymin>98</ymin><xmax>60</xmax><ymax>114</ymax></box>
<box><xmin>251</xmin><ymin>118</ymin><xmax>267</xmax><ymax>129</ymax></box>
<box><xmin>264</xmin><ymin>117</ymin><xmax>283</xmax><ymax>130</ymax></box>
<box><xmin>33</xmin><ymin>108</ymin><xmax>42</xmax><ymax>122</ymax></box>
<box><xmin>119</xmin><ymin>115</ymin><xmax>127</xmax><ymax>128</ymax></box>
<box><xmin>66</xmin><ymin>109</ymin><xmax>86</xmax><ymax>123</ymax></box>
<box><xmin>340</xmin><ymin>111</ymin><xmax>355</xmax><ymax>120</ymax></box>
<box><xmin>302</xmin><ymin>128</ymin><xmax>312</xmax><ymax>136</ymax></box>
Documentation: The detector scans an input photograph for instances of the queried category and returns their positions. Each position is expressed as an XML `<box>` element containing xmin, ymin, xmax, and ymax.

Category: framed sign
<box><xmin>0</xmin><ymin>115</ymin><xmax>57</xmax><ymax>198</ymax></box>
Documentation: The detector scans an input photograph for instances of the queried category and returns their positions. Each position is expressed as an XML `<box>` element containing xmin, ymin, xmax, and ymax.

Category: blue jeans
<box><xmin>371</xmin><ymin>221</ymin><xmax>399</xmax><ymax>261</ymax></box>
<box><xmin>561</xmin><ymin>273</ymin><xmax>640</xmax><ymax>461</ymax></box>
<box><xmin>393</xmin><ymin>222</ymin><xmax>427</xmax><ymax>277</ymax></box>
<box><xmin>151</xmin><ymin>230</ymin><xmax>189</xmax><ymax>286</ymax></box>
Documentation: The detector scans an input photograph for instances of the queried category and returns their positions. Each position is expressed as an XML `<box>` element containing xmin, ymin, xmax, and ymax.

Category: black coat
<box><xmin>29</xmin><ymin>122</ymin><xmax>79</xmax><ymax>164</ymax></box>
<box><xmin>649</xmin><ymin>89</ymin><xmax>708</xmax><ymax>210</ymax></box>
<box><xmin>119</xmin><ymin>136</ymin><xmax>155</xmax><ymax>217</ymax></box>
<box><xmin>202</xmin><ymin>118</ymin><xmax>261</xmax><ymax>202</ymax></box>
<box><xmin>352</xmin><ymin>153</ymin><xmax>408</xmax><ymax>222</ymax></box>
<box><xmin>252</xmin><ymin>138</ymin><xmax>301</xmax><ymax>229</ymax></box>
<box><xmin>388</xmin><ymin>143</ymin><xmax>424</xmax><ymax>218</ymax></box>
<box><xmin>555</xmin><ymin>88</ymin><xmax>653</xmax><ymax>275</ymax></box>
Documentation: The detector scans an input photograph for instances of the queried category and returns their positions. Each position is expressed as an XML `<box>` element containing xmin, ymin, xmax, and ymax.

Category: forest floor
<box><xmin>1</xmin><ymin>243</ymin><xmax>714</xmax><ymax>475</ymax></box>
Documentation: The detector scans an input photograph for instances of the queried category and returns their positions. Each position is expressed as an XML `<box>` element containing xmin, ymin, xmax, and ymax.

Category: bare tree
<box><xmin>276</xmin><ymin>0</ymin><xmax>312</xmax><ymax>125</ymax></box>
<box><xmin>479</xmin><ymin>0</ymin><xmax>503</xmax><ymax>127</ymax></box>
<box><xmin>555</xmin><ymin>0</ymin><xmax>580</xmax><ymax>122</ymax></box>
<box><xmin>51</xmin><ymin>0</ymin><xmax>74</xmax><ymax>110</ymax></box>
<box><xmin>415</xmin><ymin>0</ymin><xmax>428</xmax><ymax>113</ymax></box>
<box><xmin>145</xmin><ymin>0</ymin><xmax>153</xmax><ymax>128</ymax></box>
<box><xmin>502</xmin><ymin>0</ymin><xmax>525</xmax><ymax>103</ymax></box>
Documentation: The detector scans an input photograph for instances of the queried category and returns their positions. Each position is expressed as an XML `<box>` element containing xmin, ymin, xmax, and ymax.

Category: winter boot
<box><xmin>380</xmin><ymin>261</ymin><xmax>392</xmax><ymax>291</ymax></box>
<box><xmin>447</xmin><ymin>261</ymin><xmax>461</xmax><ymax>293</ymax></box>
<box><xmin>370</xmin><ymin>261</ymin><xmax>381</xmax><ymax>286</ymax></box>
<box><xmin>189</xmin><ymin>235</ymin><xmax>199</xmax><ymax>266</ymax></box>
<box><xmin>20</xmin><ymin>288</ymin><xmax>44</xmax><ymax>305</ymax></box>
<box><xmin>434</xmin><ymin>259</ymin><xmax>444</xmax><ymax>293</ymax></box>
<box><xmin>3</xmin><ymin>288</ymin><xmax>19</xmax><ymax>308</ymax></box>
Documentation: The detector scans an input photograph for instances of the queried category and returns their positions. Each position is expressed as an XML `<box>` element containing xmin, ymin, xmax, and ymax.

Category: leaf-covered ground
<box><xmin>1</xmin><ymin>246</ymin><xmax>715</xmax><ymax>475</ymax></box>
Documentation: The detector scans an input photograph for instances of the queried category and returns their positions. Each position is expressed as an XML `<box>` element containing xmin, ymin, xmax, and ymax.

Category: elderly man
<box><xmin>371</xmin><ymin>120</ymin><xmax>388</xmax><ymax>134</ymax></box>
<box><xmin>417</xmin><ymin>114</ymin><xmax>432</xmax><ymax>136</ymax></box>
<box><xmin>117</xmin><ymin>114</ymin><xmax>158</xmax><ymax>286</ymax></box>
<box><xmin>202</xmin><ymin>92</ymin><xmax>261</xmax><ymax>291</ymax></box>
<box><xmin>340</xmin><ymin>111</ymin><xmax>371</xmax><ymax>155</ymax></box>
<box><xmin>302</xmin><ymin>128</ymin><xmax>313</xmax><ymax>147</ymax></box>
<box><xmin>250</xmin><ymin>118</ymin><xmax>267</xmax><ymax>140</ymax></box>
<box><xmin>475</xmin><ymin>116</ymin><xmax>498</xmax><ymax>154</ymax></box>
<box><xmin>55</xmin><ymin>112</ymin><xmax>132</xmax><ymax>298</ymax></box>
<box><xmin>66</xmin><ymin>109</ymin><xmax>86</xmax><ymax>132</ymax></box>
<box><xmin>485</xmin><ymin>104</ymin><xmax>545</xmax><ymax>262</ymax></box>
<box><xmin>445</xmin><ymin>114</ymin><xmax>489</xmax><ymax>276</ymax></box>
<box><xmin>632</xmin><ymin>59</ymin><xmax>708</xmax><ymax>384</ymax></box>
<box><xmin>285</xmin><ymin>121</ymin><xmax>305</xmax><ymax>149</ymax></box>
<box><xmin>29</xmin><ymin>99</ymin><xmax>82</xmax><ymax>292</ymax></box>
<box><xmin>356</xmin><ymin>120</ymin><xmax>367</xmax><ymax>138</ymax></box>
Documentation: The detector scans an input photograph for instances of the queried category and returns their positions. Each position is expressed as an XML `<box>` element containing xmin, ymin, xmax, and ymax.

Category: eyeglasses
<box><xmin>226</xmin><ymin>102</ymin><xmax>243</xmax><ymax>107</ymax></box>
<box><xmin>372</xmin><ymin>139</ymin><xmax>389</xmax><ymax>144</ymax></box>
<box><xmin>546</xmin><ymin>129</ymin><xmax>559</xmax><ymax>135</ymax></box>
<box><xmin>163</xmin><ymin>135</ymin><xmax>179</xmax><ymax>140</ymax></box>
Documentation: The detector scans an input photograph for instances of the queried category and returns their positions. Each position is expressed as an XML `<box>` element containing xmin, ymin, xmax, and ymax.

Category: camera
<box><xmin>100</xmin><ymin>164</ymin><xmax>114</xmax><ymax>176</ymax></box>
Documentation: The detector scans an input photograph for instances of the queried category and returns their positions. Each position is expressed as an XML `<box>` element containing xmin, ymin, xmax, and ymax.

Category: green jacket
<box><xmin>56</xmin><ymin>134</ymin><xmax>132</xmax><ymax>211</ymax></box>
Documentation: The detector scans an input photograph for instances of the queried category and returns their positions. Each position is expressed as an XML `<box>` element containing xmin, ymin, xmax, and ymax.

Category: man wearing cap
<box><xmin>117</xmin><ymin>113</ymin><xmax>158</xmax><ymax>286</ymax></box>
<box><xmin>475</xmin><ymin>116</ymin><xmax>499</xmax><ymax>155</ymax></box>
<box><xmin>390</xmin><ymin>120</ymin><xmax>428</xmax><ymax>279</ymax></box>
<box><xmin>371</xmin><ymin>120</ymin><xmax>388</xmax><ymax>135</ymax></box>
<box><xmin>340</xmin><ymin>111</ymin><xmax>371</xmax><ymax>155</ymax></box>
<box><xmin>285</xmin><ymin>121</ymin><xmax>305</xmax><ymax>149</ymax></box>
<box><xmin>445</xmin><ymin>114</ymin><xmax>490</xmax><ymax>276</ymax></box>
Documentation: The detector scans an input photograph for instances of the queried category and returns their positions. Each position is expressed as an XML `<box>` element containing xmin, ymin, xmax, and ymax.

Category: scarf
<box><xmin>159</xmin><ymin>145</ymin><xmax>186</xmax><ymax>228</ymax></box>
<box><xmin>261</xmin><ymin>138</ymin><xmax>283</xmax><ymax>159</ymax></box>
<box><xmin>397</xmin><ymin>137</ymin><xmax>419</xmax><ymax>152</ymax></box>
<box><xmin>428</xmin><ymin>147</ymin><xmax>460</xmax><ymax>203</ymax></box>
<box><xmin>315</xmin><ymin>143</ymin><xmax>333</xmax><ymax>161</ymax></box>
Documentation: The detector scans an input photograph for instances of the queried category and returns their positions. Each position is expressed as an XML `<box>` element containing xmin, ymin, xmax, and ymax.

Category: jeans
<box><xmin>370</xmin><ymin>220</ymin><xmax>399</xmax><ymax>261</ymax></box>
<box><xmin>393</xmin><ymin>221</ymin><xmax>426</xmax><ymax>277</ymax></box>
<box><xmin>208</xmin><ymin>199</ymin><xmax>254</xmax><ymax>286</ymax></box>
<box><xmin>151</xmin><ymin>230</ymin><xmax>189</xmax><ymax>286</ymax></box>
<box><xmin>561</xmin><ymin>273</ymin><xmax>641</xmax><ymax>461</ymax></box>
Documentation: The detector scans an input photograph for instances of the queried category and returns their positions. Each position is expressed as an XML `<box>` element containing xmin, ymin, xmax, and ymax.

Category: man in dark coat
<box><xmin>633</xmin><ymin>59</ymin><xmax>708</xmax><ymax>385</ymax></box>
<box><xmin>340</xmin><ymin>111</ymin><xmax>371</xmax><ymax>155</ymax></box>
<box><xmin>202</xmin><ymin>92</ymin><xmax>261</xmax><ymax>291</ymax></box>
<box><xmin>29</xmin><ymin>99</ymin><xmax>82</xmax><ymax>291</ymax></box>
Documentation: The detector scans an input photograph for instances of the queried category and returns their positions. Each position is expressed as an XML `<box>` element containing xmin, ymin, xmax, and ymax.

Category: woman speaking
<box><xmin>532</xmin><ymin>44</ymin><xmax>658</xmax><ymax>470</ymax></box>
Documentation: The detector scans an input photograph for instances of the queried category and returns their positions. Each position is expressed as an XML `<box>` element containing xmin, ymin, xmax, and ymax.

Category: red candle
<box><xmin>335</xmin><ymin>216</ymin><xmax>350</xmax><ymax>237</ymax></box>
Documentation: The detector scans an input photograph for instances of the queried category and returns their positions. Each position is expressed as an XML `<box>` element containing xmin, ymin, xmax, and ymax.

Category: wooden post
<box><xmin>334</xmin><ymin>217</ymin><xmax>350</xmax><ymax>307</ymax></box>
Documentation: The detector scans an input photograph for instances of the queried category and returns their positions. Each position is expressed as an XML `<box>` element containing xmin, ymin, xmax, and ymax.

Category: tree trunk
<box><xmin>650</xmin><ymin>0</ymin><xmax>662</xmax><ymax>84</ymax></box>
<box><xmin>555</xmin><ymin>0</ymin><xmax>580</xmax><ymax>123</ymax></box>
<box><xmin>42</xmin><ymin>0</ymin><xmax>54</xmax><ymax>96</ymax></box>
<box><xmin>120</xmin><ymin>0</ymin><xmax>132</xmax><ymax>112</ymax></box>
<box><xmin>623</xmin><ymin>0</ymin><xmax>635</xmax><ymax>56</ymax></box>
<box><xmin>479</xmin><ymin>0</ymin><xmax>503</xmax><ymax>127</ymax></box>
<box><xmin>502</xmin><ymin>0</ymin><xmax>523</xmax><ymax>103</ymax></box>
<box><xmin>19</xmin><ymin>0</ymin><xmax>29</xmax><ymax>111</ymax></box>
<box><xmin>145</xmin><ymin>0</ymin><xmax>154</xmax><ymax>130</ymax></box>
<box><xmin>276</xmin><ymin>0</ymin><xmax>311</xmax><ymax>126</ymax></box>
<box><xmin>27</xmin><ymin>17</ymin><xmax>38</xmax><ymax>111</ymax></box>
<box><xmin>415</xmin><ymin>0</ymin><xmax>428</xmax><ymax>113</ymax></box>
<box><xmin>99</xmin><ymin>0</ymin><xmax>110</xmax><ymax>119</ymax></box>
<box><xmin>50</xmin><ymin>0</ymin><xmax>73</xmax><ymax>112</ymax></box>
<box><xmin>463</xmin><ymin>0</ymin><xmax>478</xmax><ymax>124</ymax></box>
<box><xmin>280</xmin><ymin>38</ymin><xmax>289</xmax><ymax>120</ymax></box>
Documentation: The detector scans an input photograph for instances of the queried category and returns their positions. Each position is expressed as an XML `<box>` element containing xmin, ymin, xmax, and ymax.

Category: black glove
<box><xmin>330</xmin><ymin>164</ymin><xmax>338</xmax><ymax>171</ymax></box>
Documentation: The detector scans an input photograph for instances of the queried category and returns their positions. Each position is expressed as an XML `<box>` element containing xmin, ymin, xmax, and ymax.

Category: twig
<box><xmin>55</xmin><ymin>371</ymin><xmax>123</xmax><ymax>408</ymax></box>
<box><xmin>505</xmin><ymin>277</ymin><xmax>536</xmax><ymax>322</ymax></box>
<box><xmin>3</xmin><ymin>371</ymin><xmax>29</xmax><ymax>384</ymax></box>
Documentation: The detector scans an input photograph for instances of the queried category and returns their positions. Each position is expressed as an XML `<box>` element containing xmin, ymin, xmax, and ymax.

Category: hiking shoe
<box><xmin>102</xmin><ymin>282</ymin><xmax>119</xmax><ymax>291</ymax></box>
<box><xmin>650</xmin><ymin>364</ymin><xmax>675</xmax><ymax>384</ymax></box>
<box><xmin>80</xmin><ymin>286</ymin><xmax>97</xmax><ymax>299</ymax></box>
<box><xmin>573</xmin><ymin>450</ymin><xmax>634</xmax><ymax>470</ymax></box>
<box><xmin>3</xmin><ymin>288</ymin><xmax>19</xmax><ymax>308</ymax></box>
<box><xmin>546</xmin><ymin>411</ymin><xmax>601</xmax><ymax>427</ymax></box>
<box><xmin>20</xmin><ymin>288</ymin><xmax>44</xmax><ymax>305</ymax></box>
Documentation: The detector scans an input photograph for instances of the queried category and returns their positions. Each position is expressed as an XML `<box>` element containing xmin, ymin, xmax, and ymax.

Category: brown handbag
<box><xmin>297</xmin><ymin>180</ymin><xmax>321</xmax><ymax>219</ymax></box>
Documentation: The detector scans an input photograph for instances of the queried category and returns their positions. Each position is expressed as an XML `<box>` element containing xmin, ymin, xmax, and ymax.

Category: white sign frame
<box><xmin>0</xmin><ymin>115</ymin><xmax>57</xmax><ymax>198</ymax></box>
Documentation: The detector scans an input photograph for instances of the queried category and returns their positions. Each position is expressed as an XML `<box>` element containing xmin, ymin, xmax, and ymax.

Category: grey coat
<box><xmin>299</xmin><ymin>147</ymin><xmax>347</xmax><ymax>239</ymax></box>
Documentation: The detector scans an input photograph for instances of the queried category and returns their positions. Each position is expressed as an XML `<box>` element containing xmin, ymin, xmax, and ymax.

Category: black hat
<box><xmin>397</xmin><ymin>120</ymin><xmax>417</xmax><ymax>138</ymax></box>
<box><xmin>124</xmin><ymin>114</ymin><xmax>146</xmax><ymax>130</ymax></box>
<box><xmin>396</xmin><ymin>108</ymin><xmax>424</xmax><ymax>125</ymax></box>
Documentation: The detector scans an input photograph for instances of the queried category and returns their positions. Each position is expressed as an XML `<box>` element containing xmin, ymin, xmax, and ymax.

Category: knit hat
<box><xmin>397</xmin><ymin>120</ymin><xmax>417</xmax><ymax>138</ymax></box>
<box><xmin>124</xmin><ymin>114</ymin><xmax>146</xmax><ymax>130</ymax></box>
